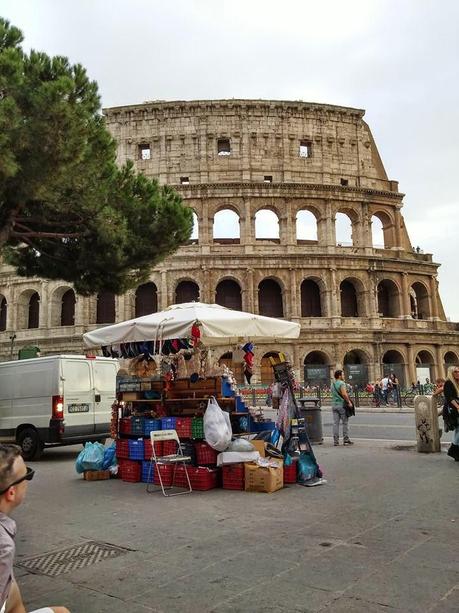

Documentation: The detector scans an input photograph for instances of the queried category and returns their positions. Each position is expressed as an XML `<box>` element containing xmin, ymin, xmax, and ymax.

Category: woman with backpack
<box><xmin>443</xmin><ymin>366</ymin><xmax>459</xmax><ymax>461</ymax></box>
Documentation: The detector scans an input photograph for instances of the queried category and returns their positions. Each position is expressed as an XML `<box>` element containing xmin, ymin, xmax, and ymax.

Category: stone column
<box><xmin>401</xmin><ymin>273</ymin><xmax>411</xmax><ymax>318</ymax></box>
<box><xmin>435</xmin><ymin>345</ymin><xmax>445</xmax><ymax>378</ymax></box>
<box><xmin>394</xmin><ymin>206</ymin><xmax>403</xmax><ymax>249</ymax></box>
<box><xmin>430</xmin><ymin>276</ymin><xmax>439</xmax><ymax>320</ymax></box>
<box><xmin>406</xmin><ymin>343</ymin><xmax>417</xmax><ymax>387</ymax></box>
<box><xmin>329</xmin><ymin>267</ymin><xmax>340</xmax><ymax>318</ymax></box>
<box><xmin>159</xmin><ymin>270</ymin><xmax>169</xmax><ymax>309</ymax></box>
<box><xmin>289</xmin><ymin>268</ymin><xmax>299</xmax><ymax>319</ymax></box>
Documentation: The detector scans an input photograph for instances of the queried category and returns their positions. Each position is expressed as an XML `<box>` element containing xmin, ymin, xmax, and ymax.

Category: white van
<box><xmin>0</xmin><ymin>355</ymin><xmax>119</xmax><ymax>460</ymax></box>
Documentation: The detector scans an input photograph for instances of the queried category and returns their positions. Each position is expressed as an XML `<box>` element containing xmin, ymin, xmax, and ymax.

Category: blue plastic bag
<box><xmin>102</xmin><ymin>443</ymin><xmax>116</xmax><ymax>470</ymax></box>
<box><xmin>297</xmin><ymin>452</ymin><xmax>318</xmax><ymax>483</ymax></box>
<box><xmin>75</xmin><ymin>442</ymin><xmax>105</xmax><ymax>473</ymax></box>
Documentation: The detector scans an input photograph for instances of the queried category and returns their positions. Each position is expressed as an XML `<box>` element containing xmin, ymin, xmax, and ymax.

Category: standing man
<box><xmin>0</xmin><ymin>444</ymin><xmax>70</xmax><ymax>613</ymax></box>
<box><xmin>380</xmin><ymin>374</ymin><xmax>392</xmax><ymax>405</ymax></box>
<box><xmin>331</xmin><ymin>370</ymin><xmax>354</xmax><ymax>446</ymax></box>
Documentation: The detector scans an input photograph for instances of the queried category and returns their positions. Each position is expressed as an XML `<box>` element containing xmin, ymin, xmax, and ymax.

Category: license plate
<box><xmin>68</xmin><ymin>403</ymin><xmax>90</xmax><ymax>413</ymax></box>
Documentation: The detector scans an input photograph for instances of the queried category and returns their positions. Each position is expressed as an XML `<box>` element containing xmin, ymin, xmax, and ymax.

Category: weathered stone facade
<box><xmin>1</xmin><ymin>99</ymin><xmax>458</xmax><ymax>385</ymax></box>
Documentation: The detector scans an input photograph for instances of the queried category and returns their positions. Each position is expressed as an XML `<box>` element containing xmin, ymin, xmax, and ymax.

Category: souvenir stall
<box><xmin>83</xmin><ymin>302</ymin><xmax>309</xmax><ymax>492</ymax></box>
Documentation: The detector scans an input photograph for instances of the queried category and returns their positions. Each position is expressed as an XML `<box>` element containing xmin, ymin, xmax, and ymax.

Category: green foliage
<box><xmin>0</xmin><ymin>18</ymin><xmax>193</xmax><ymax>295</ymax></box>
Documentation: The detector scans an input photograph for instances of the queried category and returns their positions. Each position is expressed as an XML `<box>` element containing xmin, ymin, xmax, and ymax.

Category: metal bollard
<box><xmin>414</xmin><ymin>395</ymin><xmax>440</xmax><ymax>453</ymax></box>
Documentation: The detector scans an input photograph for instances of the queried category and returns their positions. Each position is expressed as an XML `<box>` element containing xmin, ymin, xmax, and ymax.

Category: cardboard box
<box><xmin>83</xmin><ymin>470</ymin><xmax>110</xmax><ymax>481</ymax></box>
<box><xmin>244</xmin><ymin>460</ymin><xmax>283</xmax><ymax>493</ymax></box>
<box><xmin>249</xmin><ymin>440</ymin><xmax>266</xmax><ymax>457</ymax></box>
<box><xmin>121</xmin><ymin>392</ymin><xmax>140</xmax><ymax>401</ymax></box>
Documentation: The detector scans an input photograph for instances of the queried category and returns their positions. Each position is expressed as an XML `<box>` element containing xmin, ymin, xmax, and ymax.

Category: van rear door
<box><xmin>62</xmin><ymin>359</ymin><xmax>94</xmax><ymax>437</ymax></box>
<box><xmin>92</xmin><ymin>360</ymin><xmax>118</xmax><ymax>435</ymax></box>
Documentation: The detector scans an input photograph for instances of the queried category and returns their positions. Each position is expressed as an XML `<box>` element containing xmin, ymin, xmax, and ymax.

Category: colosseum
<box><xmin>1</xmin><ymin>99</ymin><xmax>458</xmax><ymax>386</ymax></box>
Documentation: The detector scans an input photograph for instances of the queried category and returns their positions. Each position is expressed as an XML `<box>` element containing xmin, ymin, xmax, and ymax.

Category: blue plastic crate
<box><xmin>128</xmin><ymin>439</ymin><xmax>145</xmax><ymax>460</ymax></box>
<box><xmin>143</xmin><ymin>418</ymin><xmax>162</xmax><ymax>436</ymax></box>
<box><xmin>221</xmin><ymin>377</ymin><xmax>234</xmax><ymax>398</ymax></box>
<box><xmin>131</xmin><ymin>416</ymin><xmax>144</xmax><ymax>436</ymax></box>
<box><xmin>235</xmin><ymin>395</ymin><xmax>246</xmax><ymax>412</ymax></box>
<box><xmin>161</xmin><ymin>417</ymin><xmax>176</xmax><ymax>430</ymax></box>
<box><xmin>141</xmin><ymin>460</ymin><xmax>154</xmax><ymax>483</ymax></box>
<box><xmin>250</xmin><ymin>420</ymin><xmax>275</xmax><ymax>433</ymax></box>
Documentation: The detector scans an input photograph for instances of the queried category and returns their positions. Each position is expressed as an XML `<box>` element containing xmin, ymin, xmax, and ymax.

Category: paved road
<box><xmin>321</xmin><ymin>409</ymin><xmax>453</xmax><ymax>443</ymax></box>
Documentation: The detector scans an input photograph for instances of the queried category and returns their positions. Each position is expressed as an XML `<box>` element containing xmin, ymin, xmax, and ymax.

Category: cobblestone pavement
<box><xmin>13</xmin><ymin>440</ymin><xmax>458</xmax><ymax>613</ymax></box>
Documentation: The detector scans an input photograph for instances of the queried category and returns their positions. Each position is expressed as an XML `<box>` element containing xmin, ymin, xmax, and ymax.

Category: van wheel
<box><xmin>18</xmin><ymin>429</ymin><xmax>44</xmax><ymax>461</ymax></box>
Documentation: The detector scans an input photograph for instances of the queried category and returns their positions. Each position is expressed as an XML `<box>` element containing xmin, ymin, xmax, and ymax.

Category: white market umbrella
<box><xmin>83</xmin><ymin>302</ymin><xmax>300</xmax><ymax>348</ymax></box>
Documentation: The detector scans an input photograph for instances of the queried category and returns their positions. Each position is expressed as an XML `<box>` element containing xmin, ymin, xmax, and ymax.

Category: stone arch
<box><xmin>218</xmin><ymin>351</ymin><xmax>244</xmax><ymax>384</ymax></box>
<box><xmin>175</xmin><ymin>280</ymin><xmax>200</xmax><ymax>304</ymax></box>
<box><xmin>135</xmin><ymin>282</ymin><xmax>158</xmax><ymax>317</ymax></box>
<box><xmin>213</xmin><ymin>208</ymin><xmax>240</xmax><ymax>243</ymax></box>
<box><xmin>444</xmin><ymin>351</ymin><xmax>459</xmax><ymax>367</ymax></box>
<box><xmin>255</xmin><ymin>209</ymin><xmax>280</xmax><ymax>240</ymax></box>
<box><xmin>17</xmin><ymin>289</ymin><xmax>40</xmax><ymax>330</ymax></box>
<box><xmin>215</xmin><ymin>279</ymin><xmax>242</xmax><ymax>311</ymax></box>
<box><xmin>258</xmin><ymin>278</ymin><xmax>283</xmax><ymax>317</ymax></box>
<box><xmin>50</xmin><ymin>286</ymin><xmax>75</xmax><ymax>327</ymax></box>
<box><xmin>371</xmin><ymin>210</ymin><xmax>395</xmax><ymax>249</ymax></box>
<box><xmin>0</xmin><ymin>295</ymin><xmax>7</xmax><ymax>332</ymax></box>
<box><xmin>415</xmin><ymin>349</ymin><xmax>434</xmax><ymax>383</ymax></box>
<box><xmin>260</xmin><ymin>351</ymin><xmax>280</xmax><ymax>385</ymax></box>
<box><xmin>190</xmin><ymin>210</ymin><xmax>199</xmax><ymax>243</ymax></box>
<box><xmin>300</xmin><ymin>278</ymin><xmax>322</xmax><ymax>317</ymax></box>
<box><xmin>303</xmin><ymin>350</ymin><xmax>331</xmax><ymax>386</ymax></box>
<box><xmin>335</xmin><ymin>207</ymin><xmax>359</xmax><ymax>247</ymax></box>
<box><xmin>343</xmin><ymin>348</ymin><xmax>369</xmax><ymax>388</ymax></box>
<box><xmin>377</xmin><ymin>279</ymin><xmax>401</xmax><ymax>318</ymax></box>
<box><xmin>296</xmin><ymin>209</ymin><xmax>318</xmax><ymax>242</ymax></box>
<box><xmin>340</xmin><ymin>277</ymin><xmax>366</xmax><ymax>317</ymax></box>
<box><xmin>410</xmin><ymin>281</ymin><xmax>431</xmax><ymax>319</ymax></box>
<box><xmin>382</xmin><ymin>349</ymin><xmax>406</xmax><ymax>386</ymax></box>
<box><xmin>96</xmin><ymin>291</ymin><xmax>116</xmax><ymax>324</ymax></box>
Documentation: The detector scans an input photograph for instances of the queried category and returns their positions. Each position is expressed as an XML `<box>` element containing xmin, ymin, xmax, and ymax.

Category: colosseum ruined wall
<box><xmin>1</xmin><ymin>99</ymin><xmax>458</xmax><ymax>386</ymax></box>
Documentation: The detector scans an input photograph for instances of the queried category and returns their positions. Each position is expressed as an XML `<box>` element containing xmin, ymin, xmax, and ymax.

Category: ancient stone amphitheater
<box><xmin>1</xmin><ymin>99</ymin><xmax>458</xmax><ymax>386</ymax></box>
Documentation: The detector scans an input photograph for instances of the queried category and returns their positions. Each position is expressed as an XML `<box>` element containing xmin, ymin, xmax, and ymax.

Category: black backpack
<box><xmin>442</xmin><ymin>402</ymin><xmax>458</xmax><ymax>432</ymax></box>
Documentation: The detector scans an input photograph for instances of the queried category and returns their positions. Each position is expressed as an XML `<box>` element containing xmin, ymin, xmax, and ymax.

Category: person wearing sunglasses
<box><xmin>0</xmin><ymin>444</ymin><xmax>70</xmax><ymax>613</ymax></box>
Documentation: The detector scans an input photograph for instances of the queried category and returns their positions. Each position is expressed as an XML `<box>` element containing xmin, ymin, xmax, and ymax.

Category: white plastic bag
<box><xmin>204</xmin><ymin>396</ymin><xmax>232</xmax><ymax>451</ymax></box>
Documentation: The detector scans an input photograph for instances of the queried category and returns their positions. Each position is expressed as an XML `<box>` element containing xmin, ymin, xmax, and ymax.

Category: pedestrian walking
<box><xmin>331</xmin><ymin>370</ymin><xmax>354</xmax><ymax>446</ymax></box>
<box><xmin>443</xmin><ymin>367</ymin><xmax>459</xmax><ymax>461</ymax></box>
<box><xmin>0</xmin><ymin>444</ymin><xmax>71</xmax><ymax>613</ymax></box>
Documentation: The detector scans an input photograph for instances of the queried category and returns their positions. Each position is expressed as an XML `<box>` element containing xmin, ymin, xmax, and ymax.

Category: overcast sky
<box><xmin>2</xmin><ymin>0</ymin><xmax>458</xmax><ymax>320</ymax></box>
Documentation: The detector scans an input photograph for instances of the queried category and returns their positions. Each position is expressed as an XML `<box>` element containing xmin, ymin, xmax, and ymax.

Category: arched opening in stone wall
<box><xmin>444</xmin><ymin>351</ymin><xmax>459</xmax><ymax>374</ymax></box>
<box><xmin>300</xmin><ymin>279</ymin><xmax>322</xmax><ymax>317</ymax></box>
<box><xmin>415</xmin><ymin>350</ymin><xmax>434</xmax><ymax>384</ymax></box>
<box><xmin>410</xmin><ymin>282</ymin><xmax>430</xmax><ymax>319</ymax></box>
<box><xmin>190</xmin><ymin>211</ymin><xmax>199</xmax><ymax>243</ymax></box>
<box><xmin>340</xmin><ymin>279</ymin><xmax>363</xmax><ymax>317</ymax></box>
<box><xmin>175</xmin><ymin>280</ymin><xmax>200</xmax><ymax>304</ymax></box>
<box><xmin>296</xmin><ymin>210</ymin><xmax>318</xmax><ymax>243</ymax></box>
<box><xmin>0</xmin><ymin>296</ymin><xmax>7</xmax><ymax>332</ymax></box>
<box><xmin>371</xmin><ymin>216</ymin><xmax>385</xmax><ymax>248</ymax></box>
<box><xmin>215</xmin><ymin>279</ymin><xmax>242</xmax><ymax>311</ymax></box>
<box><xmin>96</xmin><ymin>291</ymin><xmax>115</xmax><ymax>324</ymax></box>
<box><xmin>260</xmin><ymin>351</ymin><xmax>280</xmax><ymax>385</ymax></box>
<box><xmin>335</xmin><ymin>212</ymin><xmax>353</xmax><ymax>246</ymax></box>
<box><xmin>343</xmin><ymin>349</ymin><xmax>369</xmax><ymax>389</ymax></box>
<box><xmin>303</xmin><ymin>351</ymin><xmax>330</xmax><ymax>386</ymax></box>
<box><xmin>371</xmin><ymin>211</ymin><xmax>394</xmax><ymax>249</ymax></box>
<box><xmin>27</xmin><ymin>292</ymin><xmax>40</xmax><ymax>329</ymax></box>
<box><xmin>135</xmin><ymin>282</ymin><xmax>158</xmax><ymax>317</ymax></box>
<box><xmin>61</xmin><ymin>289</ymin><xmax>76</xmax><ymax>326</ymax></box>
<box><xmin>258</xmin><ymin>279</ymin><xmax>283</xmax><ymax>317</ymax></box>
<box><xmin>377</xmin><ymin>280</ymin><xmax>401</xmax><ymax>318</ymax></box>
<box><xmin>382</xmin><ymin>350</ymin><xmax>406</xmax><ymax>386</ymax></box>
<box><xmin>255</xmin><ymin>209</ymin><xmax>280</xmax><ymax>241</ymax></box>
<box><xmin>219</xmin><ymin>351</ymin><xmax>244</xmax><ymax>384</ymax></box>
<box><xmin>213</xmin><ymin>209</ymin><xmax>240</xmax><ymax>243</ymax></box>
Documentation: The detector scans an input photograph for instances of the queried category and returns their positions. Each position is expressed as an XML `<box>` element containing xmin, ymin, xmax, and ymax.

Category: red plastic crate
<box><xmin>154</xmin><ymin>463</ymin><xmax>173</xmax><ymax>487</ymax></box>
<box><xmin>119</xmin><ymin>418</ymin><xmax>132</xmax><ymax>434</ymax></box>
<box><xmin>194</xmin><ymin>442</ymin><xmax>218</xmax><ymax>466</ymax></box>
<box><xmin>119</xmin><ymin>459</ymin><xmax>141</xmax><ymax>482</ymax></box>
<box><xmin>175</xmin><ymin>417</ymin><xmax>192</xmax><ymax>439</ymax></box>
<box><xmin>283</xmin><ymin>461</ymin><xmax>297</xmax><ymax>484</ymax></box>
<box><xmin>174</xmin><ymin>466</ymin><xmax>219</xmax><ymax>491</ymax></box>
<box><xmin>222</xmin><ymin>463</ymin><xmax>244</xmax><ymax>490</ymax></box>
<box><xmin>163</xmin><ymin>440</ymin><xmax>178</xmax><ymax>456</ymax></box>
<box><xmin>116</xmin><ymin>439</ymin><xmax>129</xmax><ymax>459</ymax></box>
<box><xmin>144</xmin><ymin>439</ymin><xmax>164</xmax><ymax>460</ymax></box>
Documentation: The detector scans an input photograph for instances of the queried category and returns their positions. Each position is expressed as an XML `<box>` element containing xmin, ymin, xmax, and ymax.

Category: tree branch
<box><xmin>11</xmin><ymin>230</ymin><xmax>82</xmax><ymax>239</ymax></box>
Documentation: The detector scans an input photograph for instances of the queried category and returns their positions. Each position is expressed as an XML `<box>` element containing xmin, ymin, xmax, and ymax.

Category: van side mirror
<box><xmin>95</xmin><ymin>394</ymin><xmax>101</xmax><ymax>403</ymax></box>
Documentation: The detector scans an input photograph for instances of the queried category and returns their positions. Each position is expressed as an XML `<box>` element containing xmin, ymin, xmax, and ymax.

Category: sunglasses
<box><xmin>0</xmin><ymin>466</ymin><xmax>35</xmax><ymax>495</ymax></box>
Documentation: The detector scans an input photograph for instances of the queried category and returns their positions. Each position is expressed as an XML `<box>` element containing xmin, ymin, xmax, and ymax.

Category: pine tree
<box><xmin>0</xmin><ymin>19</ymin><xmax>193</xmax><ymax>295</ymax></box>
